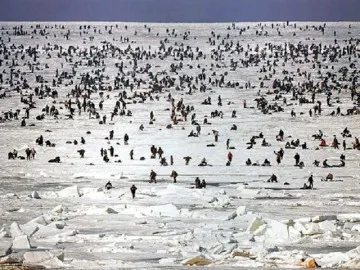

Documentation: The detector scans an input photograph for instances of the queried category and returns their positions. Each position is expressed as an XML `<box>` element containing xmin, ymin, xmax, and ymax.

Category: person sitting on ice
<box><xmin>302</xmin><ymin>183</ymin><xmax>312</xmax><ymax>189</ymax></box>
<box><xmin>198</xmin><ymin>157</ymin><xmax>208</xmax><ymax>166</ymax></box>
<box><xmin>323</xmin><ymin>159</ymin><xmax>330</xmax><ymax>168</ymax></box>
<box><xmin>267</xmin><ymin>174</ymin><xmax>278</xmax><ymax>183</ymax></box>
<box><xmin>325</xmin><ymin>173</ymin><xmax>333</xmax><ymax>181</ymax></box>
<box><xmin>301</xmin><ymin>142</ymin><xmax>307</xmax><ymax>149</ymax></box>
<box><xmin>105</xmin><ymin>181</ymin><xmax>113</xmax><ymax>190</ymax></box>
<box><xmin>319</xmin><ymin>138</ymin><xmax>327</xmax><ymax>147</ymax></box>
<box><xmin>48</xmin><ymin>156</ymin><xmax>60</xmax><ymax>163</ymax></box>
<box><xmin>276</xmin><ymin>129</ymin><xmax>284</xmax><ymax>141</ymax></box>
<box><xmin>318</xmin><ymin>129</ymin><xmax>324</xmax><ymax>139</ymax></box>
<box><xmin>77</xmin><ymin>149</ymin><xmax>85</xmax><ymax>158</ymax></box>
<box><xmin>230</xmin><ymin>124</ymin><xmax>237</xmax><ymax>131</ymax></box>
<box><xmin>262</xmin><ymin>158</ymin><xmax>271</xmax><ymax>166</ymax></box>
<box><xmin>8</xmin><ymin>151</ymin><xmax>15</xmax><ymax>159</ymax></box>
<box><xmin>261</xmin><ymin>138</ymin><xmax>270</xmax><ymax>146</ymax></box>
<box><xmin>313</xmin><ymin>160</ymin><xmax>320</xmax><ymax>167</ymax></box>
<box><xmin>341</xmin><ymin>127</ymin><xmax>350</xmax><ymax>137</ymax></box>
<box><xmin>336</xmin><ymin>160</ymin><xmax>345</xmax><ymax>167</ymax></box>
<box><xmin>188</xmin><ymin>130</ymin><xmax>198</xmax><ymax>137</ymax></box>
<box><xmin>353</xmin><ymin>137</ymin><xmax>360</xmax><ymax>149</ymax></box>
<box><xmin>246</xmin><ymin>158</ymin><xmax>252</xmax><ymax>166</ymax></box>
<box><xmin>201</xmin><ymin>179</ymin><xmax>207</xmax><ymax>188</ymax></box>
<box><xmin>160</xmin><ymin>157</ymin><xmax>168</xmax><ymax>166</ymax></box>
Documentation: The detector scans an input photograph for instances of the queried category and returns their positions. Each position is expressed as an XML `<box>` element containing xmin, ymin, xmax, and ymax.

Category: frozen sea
<box><xmin>0</xmin><ymin>22</ymin><xmax>360</xmax><ymax>268</ymax></box>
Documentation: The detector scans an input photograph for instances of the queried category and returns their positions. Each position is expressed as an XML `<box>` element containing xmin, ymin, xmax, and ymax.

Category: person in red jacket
<box><xmin>227</xmin><ymin>151</ymin><xmax>233</xmax><ymax>165</ymax></box>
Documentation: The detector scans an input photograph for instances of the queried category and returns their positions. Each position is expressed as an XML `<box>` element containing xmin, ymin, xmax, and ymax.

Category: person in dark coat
<box><xmin>109</xmin><ymin>146</ymin><xmax>114</xmax><ymax>157</ymax></box>
<box><xmin>124</xmin><ymin>133</ymin><xmax>129</xmax><ymax>145</ymax></box>
<box><xmin>201</xmin><ymin>179</ymin><xmax>206</xmax><ymax>188</ymax></box>
<box><xmin>48</xmin><ymin>156</ymin><xmax>60</xmax><ymax>163</ymax></box>
<box><xmin>78</xmin><ymin>149</ymin><xmax>85</xmax><ymax>158</ymax></box>
<box><xmin>267</xmin><ymin>174</ymin><xmax>278</xmax><ymax>183</ymax></box>
<box><xmin>150</xmin><ymin>169</ymin><xmax>157</xmax><ymax>183</ymax></box>
<box><xmin>105</xmin><ymin>181</ymin><xmax>113</xmax><ymax>190</ymax></box>
<box><xmin>308</xmin><ymin>174</ymin><xmax>314</xmax><ymax>189</ymax></box>
<box><xmin>184</xmin><ymin>156</ymin><xmax>192</xmax><ymax>165</ymax></box>
<box><xmin>170</xmin><ymin>170</ymin><xmax>178</xmax><ymax>183</ymax></box>
<box><xmin>170</xmin><ymin>155</ymin><xmax>174</xmax><ymax>165</ymax></box>
<box><xmin>157</xmin><ymin>147</ymin><xmax>164</xmax><ymax>159</ymax></box>
<box><xmin>294</xmin><ymin>153</ymin><xmax>300</xmax><ymax>166</ymax></box>
<box><xmin>246</xmin><ymin>158</ymin><xmax>252</xmax><ymax>166</ymax></box>
<box><xmin>130</xmin><ymin>184</ymin><xmax>137</xmax><ymax>198</ymax></box>
<box><xmin>195</xmin><ymin>177</ymin><xmax>202</xmax><ymax>188</ymax></box>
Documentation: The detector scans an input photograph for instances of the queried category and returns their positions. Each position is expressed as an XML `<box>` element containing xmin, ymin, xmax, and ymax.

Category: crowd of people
<box><xmin>1</xmin><ymin>22</ymin><xmax>359</xmax><ymax>196</ymax></box>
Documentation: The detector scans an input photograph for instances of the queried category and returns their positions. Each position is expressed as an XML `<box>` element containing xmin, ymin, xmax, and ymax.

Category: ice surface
<box><xmin>0</xmin><ymin>21</ymin><xmax>359</xmax><ymax>268</ymax></box>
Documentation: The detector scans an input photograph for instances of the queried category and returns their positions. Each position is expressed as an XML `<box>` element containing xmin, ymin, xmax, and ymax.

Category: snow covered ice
<box><xmin>0</xmin><ymin>21</ymin><xmax>360</xmax><ymax>268</ymax></box>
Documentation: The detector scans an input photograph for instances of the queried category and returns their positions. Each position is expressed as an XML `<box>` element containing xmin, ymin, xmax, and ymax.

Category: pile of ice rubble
<box><xmin>2</xmin><ymin>185</ymin><xmax>360</xmax><ymax>268</ymax></box>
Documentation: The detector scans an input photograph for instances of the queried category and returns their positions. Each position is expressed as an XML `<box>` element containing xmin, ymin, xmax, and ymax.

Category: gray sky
<box><xmin>1</xmin><ymin>0</ymin><xmax>359</xmax><ymax>22</ymax></box>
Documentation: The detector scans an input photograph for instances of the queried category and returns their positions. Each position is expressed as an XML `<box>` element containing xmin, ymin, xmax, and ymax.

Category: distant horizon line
<box><xmin>0</xmin><ymin>20</ymin><xmax>358</xmax><ymax>24</ymax></box>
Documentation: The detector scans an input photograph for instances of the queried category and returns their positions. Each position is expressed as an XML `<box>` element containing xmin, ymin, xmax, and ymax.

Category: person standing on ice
<box><xmin>31</xmin><ymin>148</ymin><xmax>36</xmax><ymax>159</ymax></box>
<box><xmin>308</xmin><ymin>174</ymin><xmax>314</xmax><ymax>189</ymax></box>
<box><xmin>170</xmin><ymin>170</ymin><xmax>178</xmax><ymax>183</ymax></box>
<box><xmin>274</xmin><ymin>151</ymin><xmax>282</xmax><ymax>165</ymax></box>
<box><xmin>227</xmin><ymin>151</ymin><xmax>233</xmax><ymax>165</ymax></box>
<box><xmin>294</xmin><ymin>153</ymin><xmax>300</xmax><ymax>166</ymax></box>
<box><xmin>124</xmin><ymin>133</ymin><xmax>129</xmax><ymax>145</ymax></box>
<box><xmin>170</xmin><ymin>155</ymin><xmax>174</xmax><ymax>165</ymax></box>
<box><xmin>183</xmin><ymin>156</ymin><xmax>192</xmax><ymax>165</ymax></box>
<box><xmin>213</xmin><ymin>130</ymin><xmax>219</xmax><ymax>142</ymax></box>
<box><xmin>332</xmin><ymin>135</ymin><xmax>339</xmax><ymax>149</ymax></box>
<box><xmin>130</xmin><ymin>184</ymin><xmax>137</xmax><ymax>199</ymax></box>
<box><xmin>109</xmin><ymin>146</ymin><xmax>114</xmax><ymax>157</ymax></box>
<box><xmin>150</xmin><ymin>169</ymin><xmax>157</xmax><ymax>183</ymax></box>
<box><xmin>196</xmin><ymin>124</ymin><xmax>201</xmax><ymax>135</ymax></box>
<box><xmin>25</xmin><ymin>148</ymin><xmax>31</xmax><ymax>160</ymax></box>
<box><xmin>157</xmin><ymin>147</ymin><xmax>164</xmax><ymax>159</ymax></box>
<box><xmin>195</xmin><ymin>177</ymin><xmax>202</xmax><ymax>188</ymax></box>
